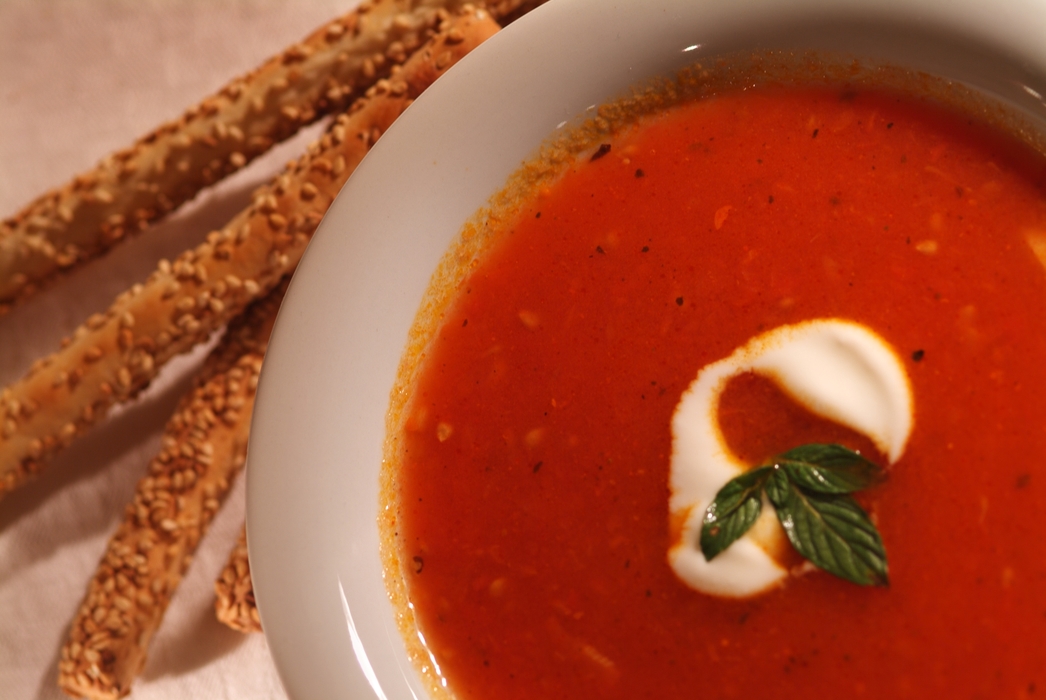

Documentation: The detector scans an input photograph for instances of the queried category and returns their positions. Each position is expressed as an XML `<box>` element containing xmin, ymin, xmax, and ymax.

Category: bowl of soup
<box><xmin>245</xmin><ymin>0</ymin><xmax>1046</xmax><ymax>698</ymax></box>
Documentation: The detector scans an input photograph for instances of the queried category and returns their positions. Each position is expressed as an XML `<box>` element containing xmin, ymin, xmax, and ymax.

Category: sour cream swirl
<box><xmin>668</xmin><ymin>319</ymin><xmax>913</xmax><ymax>598</ymax></box>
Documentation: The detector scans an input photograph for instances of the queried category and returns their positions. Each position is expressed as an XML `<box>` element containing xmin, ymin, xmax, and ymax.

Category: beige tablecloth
<box><xmin>0</xmin><ymin>1</ymin><xmax>358</xmax><ymax>698</ymax></box>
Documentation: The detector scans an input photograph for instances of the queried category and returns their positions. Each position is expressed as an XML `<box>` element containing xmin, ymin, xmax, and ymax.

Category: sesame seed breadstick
<box><xmin>0</xmin><ymin>0</ymin><xmax>479</xmax><ymax>316</ymax></box>
<box><xmin>0</xmin><ymin>9</ymin><xmax>500</xmax><ymax>502</ymax></box>
<box><xmin>214</xmin><ymin>524</ymin><xmax>262</xmax><ymax>633</ymax></box>
<box><xmin>57</xmin><ymin>281</ymin><xmax>285</xmax><ymax>700</ymax></box>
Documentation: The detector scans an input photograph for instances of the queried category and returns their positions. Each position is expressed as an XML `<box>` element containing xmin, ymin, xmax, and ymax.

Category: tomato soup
<box><xmin>385</xmin><ymin>75</ymin><xmax>1046</xmax><ymax>699</ymax></box>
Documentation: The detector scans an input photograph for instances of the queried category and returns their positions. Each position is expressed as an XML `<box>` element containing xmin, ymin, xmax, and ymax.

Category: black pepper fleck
<box><xmin>590</xmin><ymin>143</ymin><xmax>611</xmax><ymax>161</ymax></box>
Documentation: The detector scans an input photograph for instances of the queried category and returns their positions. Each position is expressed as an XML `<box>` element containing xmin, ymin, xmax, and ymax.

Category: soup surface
<box><xmin>386</xmin><ymin>80</ymin><xmax>1046</xmax><ymax>698</ymax></box>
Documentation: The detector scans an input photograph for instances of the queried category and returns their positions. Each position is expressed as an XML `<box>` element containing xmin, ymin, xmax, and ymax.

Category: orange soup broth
<box><xmin>392</xmin><ymin>85</ymin><xmax>1046</xmax><ymax>698</ymax></box>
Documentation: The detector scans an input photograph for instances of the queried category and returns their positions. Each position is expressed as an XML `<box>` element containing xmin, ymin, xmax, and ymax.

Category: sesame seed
<box><xmin>362</xmin><ymin>58</ymin><xmax>376</xmax><ymax>79</ymax></box>
<box><xmin>268</xmin><ymin>213</ymin><xmax>287</xmax><ymax>230</ymax></box>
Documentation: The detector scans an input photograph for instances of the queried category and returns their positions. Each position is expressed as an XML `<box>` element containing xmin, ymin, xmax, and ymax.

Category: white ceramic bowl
<box><xmin>246</xmin><ymin>0</ymin><xmax>1046</xmax><ymax>698</ymax></box>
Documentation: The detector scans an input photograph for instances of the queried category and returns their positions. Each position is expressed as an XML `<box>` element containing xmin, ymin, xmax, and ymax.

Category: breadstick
<box><xmin>0</xmin><ymin>8</ymin><xmax>500</xmax><ymax>502</ymax></box>
<box><xmin>0</xmin><ymin>0</ymin><xmax>480</xmax><ymax>315</ymax></box>
<box><xmin>213</xmin><ymin>524</ymin><xmax>262</xmax><ymax>633</ymax></box>
<box><xmin>57</xmin><ymin>281</ymin><xmax>284</xmax><ymax>700</ymax></box>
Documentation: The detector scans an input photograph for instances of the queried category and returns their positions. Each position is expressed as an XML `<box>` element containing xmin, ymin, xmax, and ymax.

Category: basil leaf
<box><xmin>777</xmin><ymin>443</ymin><xmax>884</xmax><ymax>494</ymax></box>
<box><xmin>700</xmin><ymin>467</ymin><xmax>771</xmax><ymax>561</ymax></box>
<box><xmin>774</xmin><ymin>480</ymin><xmax>889</xmax><ymax>586</ymax></box>
<box><xmin>765</xmin><ymin>465</ymin><xmax>791</xmax><ymax>508</ymax></box>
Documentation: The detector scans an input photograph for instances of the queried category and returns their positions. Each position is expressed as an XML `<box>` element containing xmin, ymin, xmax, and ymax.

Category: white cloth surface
<box><xmin>0</xmin><ymin>1</ymin><xmax>358</xmax><ymax>698</ymax></box>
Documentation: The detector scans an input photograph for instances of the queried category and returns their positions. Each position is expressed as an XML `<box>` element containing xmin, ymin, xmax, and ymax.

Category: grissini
<box><xmin>0</xmin><ymin>7</ymin><xmax>501</xmax><ymax>502</ymax></box>
<box><xmin>56</xmin><ymin>280</ymin><xmax>285</xmax><ymax>700</ymax></box>
<box><xmin>0</xmin><ymin>0</ymin><xmax>473</xmax><ymax>315</ymax></box>
<box><xmin>54</xmin><ymin>12</ymin><xmax>501</xmax><ymax>698</ymax></box>
<box><xmin>213</xmin><ymin>524</ymin><xmax>262</xmax><ymax>634</ymax></box>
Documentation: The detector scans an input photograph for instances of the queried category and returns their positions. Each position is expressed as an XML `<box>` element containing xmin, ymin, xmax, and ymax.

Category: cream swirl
<box><xmin>667</xmin><ymin>319</ymin><xmax>913</xmax><ymax>598</ymax></box>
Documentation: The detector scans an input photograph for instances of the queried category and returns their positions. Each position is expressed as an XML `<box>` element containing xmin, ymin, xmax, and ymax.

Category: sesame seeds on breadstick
<box><xmin>214</xmin><ymin>525</ymin><xmax>262</xmax><ymax>634</ymax></box>
<box><xmin>0</xmin><ymin>0</ymin><xmax>475</xmax><ymax>316</ymax></box>
<box><xmin>57</xmin><ymin>282</ymin><xmax>285</xmax><ymax>700</ymax></box>
<box><xmin>0</xmin><ymin>8</ymin><xmax>501</xmax><ymax>502</ymax></box>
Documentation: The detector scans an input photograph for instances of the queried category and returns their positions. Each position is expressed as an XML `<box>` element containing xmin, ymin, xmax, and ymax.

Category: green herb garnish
<box><xmin>700</xmin><ymin>443</ymin><xmax>889</xmax><ymax>586</ymax></box>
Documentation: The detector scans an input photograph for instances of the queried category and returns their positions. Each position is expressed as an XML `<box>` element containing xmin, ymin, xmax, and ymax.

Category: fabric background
<box><xmin>0</xmin><ymin>1</ymin><xmax>360</xmax><ymax>698</ymax></box>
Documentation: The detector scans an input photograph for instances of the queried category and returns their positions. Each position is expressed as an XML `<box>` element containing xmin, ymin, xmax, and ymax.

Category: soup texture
<box><xmin>385</xmin><ymin>77</ymin><xmax>1046</xmax><ymax>699</ymax></box>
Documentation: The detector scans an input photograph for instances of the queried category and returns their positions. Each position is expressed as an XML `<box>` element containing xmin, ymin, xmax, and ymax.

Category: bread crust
<box><xmin>214</xmin><ymin>525</ymin><xmax>262</xmax><ymax>634</ymax></box>
<box><xmin>56</xmin><ymin>282</ymin><xmax>284</xmax><ymax>700</ymax></box>
<box><xmin>0</xmin><ymin>0</ymin><xmax>475</xmax><ymax>315</ymax></box>
<box><xmin>0</xmin><ymin>8</ymin><xmax>499</xmax><ymax>504</ymax></box>
<box><xmin>50</xmin><ymin>12</ymin><xmax>501</xmax><ymax>698</ymax></box>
